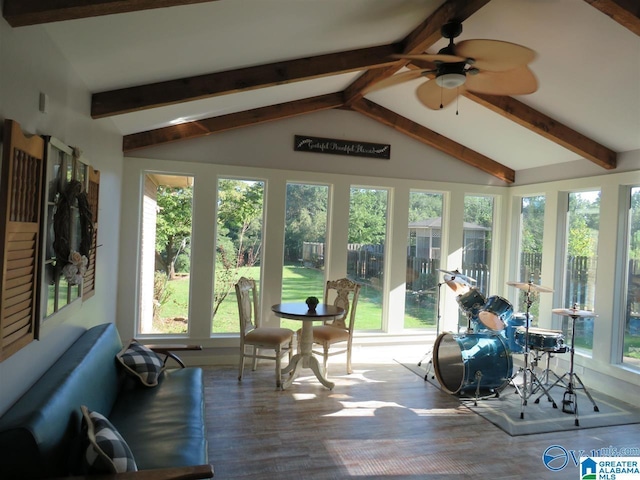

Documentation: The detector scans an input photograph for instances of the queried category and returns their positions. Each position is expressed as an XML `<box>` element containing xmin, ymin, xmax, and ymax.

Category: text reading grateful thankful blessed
<box><xmin>294</xmin><ymin>135</ymin><xmax>390</xmax><ymax>160</ymax></box>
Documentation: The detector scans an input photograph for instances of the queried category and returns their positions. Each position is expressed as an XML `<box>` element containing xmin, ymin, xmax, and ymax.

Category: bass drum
<box><xmin>432</xmin><ymin>332</ymin><xmax>513</xmax><ymax>395</ymax></box>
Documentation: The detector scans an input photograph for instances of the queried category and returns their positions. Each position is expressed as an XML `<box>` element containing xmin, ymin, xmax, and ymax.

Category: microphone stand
<box><xmin>417</xmin><ymin>280</ymin><xmax>444</xmax><ymax>380</ymax></box>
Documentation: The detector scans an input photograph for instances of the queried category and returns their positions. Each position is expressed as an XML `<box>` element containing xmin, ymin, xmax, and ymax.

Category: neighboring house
<box><xmin>408</xmin><ymin>218</ymin><xmax>490</xmax><ymax>264</ymax></box>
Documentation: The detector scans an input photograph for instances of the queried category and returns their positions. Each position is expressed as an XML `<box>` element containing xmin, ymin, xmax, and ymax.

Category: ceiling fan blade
<box><xmin>393</xmin><ymin>53</ymin><xmax>465</xmax><ymax>64</ymax></box>
<box><xmin>364</xmin><ymin>69</ymin><xmax>428</xmax><ymax>94</ymax></box>
<box><xmin>465</xmin><ymin>66</ymin><xmax>538</xmax><ymax>95</ymax></box>
<box><xmin>415</xmin><ymin>80</ymin><xmax>462</xmax><ymax>110</ymax></box>
<box><xmin>455</xmin><ymin>39</ymin><xmax>536</xmax><ymax>71</ymax></box>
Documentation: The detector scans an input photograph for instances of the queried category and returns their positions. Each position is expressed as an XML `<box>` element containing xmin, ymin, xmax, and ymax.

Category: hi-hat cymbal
<box><xmin>506</xmin><ymin>281</ymin><xmax>553</xmax><ymax>293</ymax></box>
<box><xmin>552</xmin><ymin>308</ymin><xmax>598</xmax><ymax>318</ymax></box>
<box><xmin>438</xmin><ymin>269</ymin><xmax>476</xmax><ymax>284</ymax></box>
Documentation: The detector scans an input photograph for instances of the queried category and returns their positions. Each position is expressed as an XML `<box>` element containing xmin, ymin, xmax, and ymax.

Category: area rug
<box><xmin>398</xmin><ymin>359</ymin><xmax>640</xmax><ymax>436</ymax></box>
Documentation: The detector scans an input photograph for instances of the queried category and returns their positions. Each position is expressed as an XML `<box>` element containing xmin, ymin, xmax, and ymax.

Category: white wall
<box><xmin>0</xmin><ymin>16</ymin><xmax>123</xmax><ymax>415</ymax></box>
<box><xmin>130</xmin><ymin>109</ymin><xmax>511</xmax><ymax>187</ymax></box>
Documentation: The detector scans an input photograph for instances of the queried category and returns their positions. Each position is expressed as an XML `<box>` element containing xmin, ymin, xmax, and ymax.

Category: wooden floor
<box><xmin>203</xmin><ymin>344</ymin><xmax>640</xmax><ymax>479</ymax></box>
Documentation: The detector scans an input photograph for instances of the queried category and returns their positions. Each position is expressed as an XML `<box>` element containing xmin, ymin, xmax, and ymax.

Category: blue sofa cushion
<box><xmin>80</xmin><ymin>405</ymin><xmax>138</xmax><ymax>473</ymax></box>
<box><xmin>108</xmin><ymin>367</ymin><xmax>207</xmax><ymax>470</ymax></box>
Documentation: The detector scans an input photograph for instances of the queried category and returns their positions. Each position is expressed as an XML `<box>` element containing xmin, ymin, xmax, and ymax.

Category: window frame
<box><xmin>40</xmin><ymin>137</ymin><xmax>91</xmax><ymax>320</ymax></box>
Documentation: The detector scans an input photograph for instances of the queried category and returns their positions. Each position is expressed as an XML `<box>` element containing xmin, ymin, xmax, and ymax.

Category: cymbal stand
<box><xmin>417</xmin><ymin>281</ymin><xmax>444</xmax><ymax>380</ymax></box>
<box><xmin>510</xmin><ymin>287</ymin><xmax>558</xmax><ymax>418</ymax></box>
<box><xmin>536</xmin><ymin>309</ymin><xmax>599</xmax><ymax>426</ymax></box>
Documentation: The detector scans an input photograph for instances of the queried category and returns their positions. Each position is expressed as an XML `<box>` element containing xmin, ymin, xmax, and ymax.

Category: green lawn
<box><xmin>156</xmin><ymin>265</ymin><xmax>434</xmax><ymax>333</ymax></box>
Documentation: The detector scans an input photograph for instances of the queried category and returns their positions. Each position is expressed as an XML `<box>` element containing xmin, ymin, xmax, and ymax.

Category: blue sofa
<box><xmin>0</xmin><ymin>323</ymin><xmax>213</xmax><ymax>479</ymax></box>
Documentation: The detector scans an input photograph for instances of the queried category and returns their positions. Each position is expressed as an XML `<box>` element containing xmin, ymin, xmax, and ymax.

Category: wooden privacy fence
<box><xmin>564</xmin><ymin>255</ymin><xmax>597</xmax><ymax>308</ymax></box>
<box><xmin>301</xmin><ymin>242</ymin><xmax>325</xmax><ymax>268</ymax></box>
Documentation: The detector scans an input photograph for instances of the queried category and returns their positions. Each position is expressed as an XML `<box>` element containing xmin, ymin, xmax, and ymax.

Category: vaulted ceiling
<box><xmin>3</xmin><ymin>0</ymin><xmax>640</xmax><ymax>184</ymax></box>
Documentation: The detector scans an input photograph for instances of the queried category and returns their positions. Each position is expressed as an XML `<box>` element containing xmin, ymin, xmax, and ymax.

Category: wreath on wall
<box><xmin>53</xmin><ymin>179</ymin><xmax>94</xmax><ymax>285</ymax></box>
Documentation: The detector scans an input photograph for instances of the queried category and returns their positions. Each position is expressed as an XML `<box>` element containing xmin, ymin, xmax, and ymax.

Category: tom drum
<box><xmin>456</xmin><ymin>289</ymin><xmax>486</xmax><ymax>318</ymax></box>
<box><xmin>504</xmin><ymin>313</ymin><xmax>532</xmax><ymax>353</ymax></box>
<box><xmin>478</xmin><ymin>296</ymin><xmax>513</xmax><ymax>331</ymax></box>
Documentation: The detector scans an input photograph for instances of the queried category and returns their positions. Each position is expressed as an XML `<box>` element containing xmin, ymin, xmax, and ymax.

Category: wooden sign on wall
<box><xmin>294</xmin><ymin>135</ymin><xmax>390</xmax><ymax>160</ymax></box>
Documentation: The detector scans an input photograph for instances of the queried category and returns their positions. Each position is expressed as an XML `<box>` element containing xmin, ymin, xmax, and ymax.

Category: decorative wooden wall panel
<box><xmin>0</xmin><ymin>120</ymin><xmax>45</xmax><ymax>361</ymax></box>
<box><xmin>83</xmin><ymin>166</ymin><xmax>100</xmax><ymax>300</ymax></box>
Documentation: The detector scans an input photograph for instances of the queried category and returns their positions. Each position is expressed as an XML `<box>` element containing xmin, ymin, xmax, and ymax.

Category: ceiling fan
<box><xmin>367</xmin><ymin>20</ymin><xmax>538</xmax><ymax>110</ymax></box>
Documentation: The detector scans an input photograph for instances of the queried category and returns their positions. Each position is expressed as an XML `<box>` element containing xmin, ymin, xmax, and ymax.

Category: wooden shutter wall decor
<box><xmin>0</xmin><ymin>119</ymin><xmax>45</xmax><ymax>361</ymax></box>
<box><xmin>83</xmin><ymin>166</ymin><xmax>100</xmax><ymax>300</ymax></box>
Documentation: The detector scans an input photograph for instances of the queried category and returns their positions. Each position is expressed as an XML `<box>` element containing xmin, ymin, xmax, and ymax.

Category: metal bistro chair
<box><xmin>235</xmin><ymin>277</ymin><xmax>294</xmax><ymax>389</ymax></box>
<box><xmin>309</xmin><ymin>278</ymin><xmax>361</xmax><ymax>375</ymax></box>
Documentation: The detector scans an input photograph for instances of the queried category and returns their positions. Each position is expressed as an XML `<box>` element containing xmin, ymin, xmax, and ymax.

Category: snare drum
<box><xmin>432</xmin><ymin>332</ymin><xmax>513</xmax><ymax>395</ymax></box>
<box><xmin>478</xmin><ymin>295</ymin><xmax>513</xmax><ymax>331</ymax></box>
<box><xmin>515</xmin><ymin>326</ymin><xmax>564</xmax><ymax>352</ymax></box>
<box><xmin>457</xmin><ymin>289</ymin><xmax>486</xmax><ymax>318</ymax></box>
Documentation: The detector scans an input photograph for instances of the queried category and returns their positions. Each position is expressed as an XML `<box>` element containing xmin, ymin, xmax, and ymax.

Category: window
<box><xmin>623</xmin><ymin>187</ymin><xmax>640</xmax><ymax>367</ymax></box>
<box><xmin>212</xmin><ymin>178</ymin><xmax>265</xmax><ymax>333</ymax></box>
<box><xmin>280</xmin><ymin>183</ymin><xmax>329</xmax><ymax>331</ymax></box>
<box><xmin>516</xmin><ymin>195</ymin><xmax>545</xmax><ymax>324</ymax></box>
<box><xmin>405</xmin><ymin>191</ymin><xmax>444</xmax><ymax>329</ymax></box>
<box><xmin>561</xmin><ymin>191</ymin><xmax>600</xmax><ymax>354</ymax></box>
<box><xmin>460</xmin><ymin>195</ymin><xmax>494</xmax><ymax>330</ymax></box>
<box><xmin>41</xmin><ymin>137</ymin><xmax>92</xmax><ymax>318</ymax></box>
<box><xmin>138</xmin><ymin>174</ymin><xmax>193</xmax><ymax>335</ymax></box>
<box><xmin>347</xmin><ymin>187</ymin><xmax>389</xmax><ymax>330</ymax></box>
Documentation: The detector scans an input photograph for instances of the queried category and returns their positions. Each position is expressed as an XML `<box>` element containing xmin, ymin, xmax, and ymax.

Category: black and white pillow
<box><xmin>116</xmin><ymin>339</ymin><xmax>165</xmax><ymax>387</ymax></box>
<box><xmin>80</xmin><ymin>405</ymin><xmax>138</xmax><ymax>473</ymax></box>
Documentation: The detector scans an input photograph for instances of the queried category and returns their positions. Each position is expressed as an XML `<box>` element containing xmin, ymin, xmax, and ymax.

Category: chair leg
<box><xmin>252</xmin><ymin>346</ymin><xmax>258</xmax><ymax>371</ymax></box>
<box><xmin>288</xmin><ymin>340</ymin><xmax>293</xmax><ymax>363</ymax></box>
<box><xmin>347</xmin><ymin>346</ymin><xmax>352</xmax><ymax>374</ymax></box>
<box><xmin>275</xmin><ymin>346</ymin><xmax>282</xmax><ymax>389</ymax></box>
<box><xmin>238</xmin><ymin>347</ymin><xmax>245</xmax><ymax>382</ymax></box>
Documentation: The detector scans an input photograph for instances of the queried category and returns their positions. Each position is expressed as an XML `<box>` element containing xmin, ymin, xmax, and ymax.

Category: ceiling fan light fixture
<box><xmin>435</xmin><ymin>72</ymin><xmax>466</xmax><ymax>89</ymax></box>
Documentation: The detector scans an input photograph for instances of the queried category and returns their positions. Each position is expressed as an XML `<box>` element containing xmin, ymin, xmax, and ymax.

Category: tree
<box><xmin>568</xmin><ymin>192</ymin><xmax>599</xmax><ymax>257</ymax></box>
<box><xmin>408</xmin><ymin>192</ymin><xmax>442</xmax><ymax>223</ymax></box>
<box><xmin>521</xmin><ymin>195</ymin><xmax>545</xmax><ymax>254</ymax></box>
<box><xmin>155</xmin><ymin>186</ymin><xmax>192</xmax><ymax>279</ymax></box>
<box><xmin>463</xmin><ymin>195</ymin><xmax>494</xmax><ymax>228</ymax></box>
<box><xmin>213</xmin><ymin>179</ymin><xmax>264</xmax><ymax>316</ymax></box>
<box><xmin>284</xmin><ymin>184</ymin><xmax>328</xmax><ymax>263</ymax></box>
<box><xmin>348</xmin><ymin>188</ymin><xmax>388</xmax><ymax>244</ymax></box>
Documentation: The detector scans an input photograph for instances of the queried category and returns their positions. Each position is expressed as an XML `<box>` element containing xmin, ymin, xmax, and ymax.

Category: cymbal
<box><xmin>552</xmin><ymin>308</ymin><xmax>598</xmax><ymax>318</ymax></box>
<box><xmin>506</xmin><ymin>281</ymin><xmax>553</xmax><ymax>293</ymax></box>
<box><xmin>438</xmin><ymin>269</ymin><xmax>476</xmax><ymax>284</ymax></box>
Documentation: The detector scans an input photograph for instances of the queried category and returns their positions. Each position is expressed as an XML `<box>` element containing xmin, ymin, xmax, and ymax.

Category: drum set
<box><xmin>422</xmin><ymin>269</ymin><xmax>598</xmax><ymax>423</ymax></box>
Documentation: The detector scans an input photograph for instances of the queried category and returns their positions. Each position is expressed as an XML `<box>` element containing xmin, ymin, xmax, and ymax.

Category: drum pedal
<box><xmin>562</xmin><ymin>391</ymin><xmax>577</xmax><ymax>414</ymax></box>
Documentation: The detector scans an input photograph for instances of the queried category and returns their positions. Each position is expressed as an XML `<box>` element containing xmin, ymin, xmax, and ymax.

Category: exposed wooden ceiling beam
<box><xmin>123</xmin><ymin>93</ymin><xmax>344</xmax><ymax>152</ymax></box>
<box><xmin>398</xmin><ymin>60</ymin><xmax>617</xmax><ymax>170</ymax></box>
<box><xmin>2</xmin><ymin>0</ymin><xmax>218</xmax><ymax>27</ymax></box>
<box><xmin>342</xmin><ymin>0</ymin><xmax>492</xmax><ymax>106</ymax></box>
<box><xmin>583</xmin><ymin>0</ymin><xmax>640</xmax><ymax>36</ymax></box>
<box><xmin>92</xmin><ymin>44</ymin><xmax>401</xmax><ymax>119</ymax></box>
<box><xmin>350</xmin><ymin>98</ymin><xmax>515</xmax><ymax>184</ymax></box>
<box><xmin>464</xmin><ymin>92</ymin><xmax>617</xmax><ymax>169</ymax></box>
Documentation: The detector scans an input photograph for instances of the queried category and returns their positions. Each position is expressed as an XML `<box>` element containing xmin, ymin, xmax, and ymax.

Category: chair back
<box><xmin>324</xmin><ymin>278</ymin><xmax>360</xmax><ymax>331</ymax></box>
<box><xmin>235</xmin><ymin>277</ymin><xmax>259</xmax><ymax>334</ymax></box>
